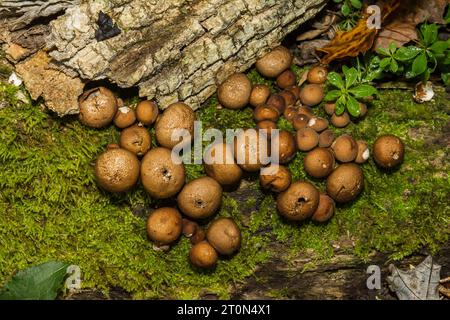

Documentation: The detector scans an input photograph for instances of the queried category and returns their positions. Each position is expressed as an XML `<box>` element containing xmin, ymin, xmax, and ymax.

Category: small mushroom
<box><xmin>311</xmin><ymin>194</ymin><xmax>335</xmax><ymax>223</ymax></box>
<box><xmin>326</xmin><ymin>163</ymin><xmax>364</xmax><ymax>203</ymax></box>
<box><xmin>276</xmin><ymin>181</ymin><xmax>320</xmax><ymax>221</ymax></box>
<box><xmin>299</xmin><ymin>84</ymin><xmax>324</xmax><ymax>106</ymax></box>
<box><xmin>190</xmin><ymin>227</ymin><xmax>206</xmax><ymax>245</ymax></box>
<box><xmin>206</xmin><ymin>218</ymin><xmax>241</xmax><ymax>255</ymax></box>
<box><xmin>234</xmin><ymin>129</ymin><xmax>269</xmax><ymax>172</ymax></box>
<box><xmin>146</xmin><ymin>207</ymin><xmax>182</xmax><ymax>245</ymax></box>
<box><xmin>276</xmin><ymin>70</ymin><xmax>296</xmax><ymax>89</ymax></box>
<box><xmin>355</xmin><ymin>140</ymin><xmax>370</xmax><ymax>164</ymax></box>
<box><xmin>182</xmin><ymin>218</ymin><xmax>198</xmax><ymax>237</ymax></box>
<box><xmin>114</xmin><ymin>106</ymin><xmax>136</xmax><ymax>129</ymax></box>
<box><xmin>266</xmin><ymin>94</ymin><xmax>286</xmax><ymax>114</ymax></box>
<box><xmin>331</xmin><ymin>134</ymin><xmax>358</xmax><ymax>163</ymax></box>
<box><xmin>255</xmin><ymin>46</ymin><xmax>293</xmax><ymax>78</ymax></box>
<box><xmin>257</xmin><ymin>120</ymin><xmax>277</xmax><ymax>138</ymax></box>
<box><xmin>296</xmin><ymin>128</ymin><xmax>319</xmax><ymax>152</ymax></box>
<box><xmin>307</xmin><ymin>117</ymin><xmax>329</xmax><ymax>132</ymax></box>
<box><xmin>260</xmin><ymin>165</ymin><xmax>291</xmax><ymax>192</ymax></box>
<box><xmin>253</xmin><ymin>104</ymin><xmax>280</xmax><ymax>122</ymax></box>
<box><xmin>249</xmin><ymin>84</ymin><xmax>270</xmax><ymax>107</ymax></box>
<box><xmin>307</xmin><ymin>66</ymin><xmax>328</xmax><ymax>84</ymax></box>
<box><xmin>304</xmin><ymin>147</ymin><xmax>335</xmax><ymax>178</ymax></box>
<box><xmin>189</xmin><ymin>241</ymin><xmax>219</xmax><ymax>268</ymax></box>
<box><xmin>136</xmin><ymin>100</ymin><xmax>159</xmax><ymax>126</ymax></box>
<box><xmin>272</xmin><ymin>130</ymin><xmax>297</xmax><ymax>164</ymax></box>
<box><xmin>331</xmin><ymin>112</ymin><xmax>351</xmax><ymax>128</ymax></box>
<box><xmin>358</xmin><ymin>103</ymin><xmax>367</xmax><ymax>118</ymax></box>
<box><xmin>204</xmin><ymin>142</ymin><xmax>243</xmax><ymax>186</ymax></box>
<box><xmin>373</xmin><ymin>134</ymin><xmax>405</xmax><ymax>168</ymax></box>
<box><xmin>318</xmin><ymin>129</ymin><xmax>335</xmax><ymax>148</ymax></box>
<box><xmin>119</xmin><ymin>124</ymin><xmax>152</xmax><ymax>156</ymax></box>
<box><xmin>286</xmin><ymin>85</ymin><xmax>301</xmax><ymax>100</ymax></box>
<box><xmin>293</xmin><ymin>113</ymin><xmax>310</xmax><ymax>130</ymax></box>
<box><xmin>79</xmin><ymin>87</ymin><xmax>118</xmax><ymax>128</ymax></box>
<box><xmin>218</xmin><ymin>73</ymin><xmax>252</xmax><ymax>109</ymax></box>
<box><xmin>279</xmin><ymin>90</ymin><xmax>297</xmax><ymax>107</ymax></box>
<box><xmin>284</xmin><ymin>106</ymin><xmax>298</xmax><ymax>122</ymax></box>
<box><xmin>324</xmin><ymin>102</ymin><xmax>335</xmax><ymax>116</ymax></box>
<box><xmin>297</xmin><ymin>105</ymin><xmax>314</xmax><ymax>117</ymax></box>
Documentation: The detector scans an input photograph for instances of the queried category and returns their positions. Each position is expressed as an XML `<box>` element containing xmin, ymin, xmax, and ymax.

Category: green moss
<box><xmin>0</xmin><ymin>67</ymin><xmax>449</xmax><ymax>299</ymax></box>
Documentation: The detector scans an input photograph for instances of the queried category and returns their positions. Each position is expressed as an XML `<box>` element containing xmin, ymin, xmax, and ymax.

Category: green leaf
<box><xmin>343</xmin><ymin>67</ymin><xmax>358</xmax><ymax>88</ymax></box>
<box><xmin>327</xmin><ymin>72</ymin><xmax>345</xmax><ymax>89</ymax></box>
<box><xmin>389</xmin><ymin>42</ymin><xmax>397</xmax><ymax>54</ymax></box>
<box><xmin>0</xmin><ymin>261</ymin><xmax>70</xmax><ymax>300</ymax></box>
<box><xmin>376</xmin><ymin>47</ymin><xmax>390</xmax><ymax>57</ymax></box>
<box><xmin>390</xmin><ymin>59</ymin><xmax>399</xmax><ymax>73</ymax></box>
<box><xmin>445</xmin><ymin>6</ymin><xmax>450</xmax><ymax>24</ymax></box>
<box><xmin>442</xmin><ymin>73</ymin><xmax>450</xmax><ymax>86</ymax></box>
<box><xmin>341</xmin><ymin>3</ymin><xmax>351</xmax><ymax>16</ymax></box>
<box><xmin>349</xmin><ymin>84</ymin><xmax>378</xmax><ymax>98</ymax></box>
<box><xmin>324</xmin><ymin>90</ymin><xmax>342</xmax><ymax>102</ymax></box>
<box><xmin>380</xmin><ymin>57</ymin><xmax>391</xmax><ymax>69</ymax></box>
<box><xmin>412</xmin><ymin>52</ymin><xmax>428</xmax><ymax>75</ymax></box>
<box><xmin>350</xmin><ymin>0</ymin><xmax>362</xmax><ymax>9</ymax></box>
<box><xmin>347</xmin><ymin>95</ymin><xmax>361</xmax><ymax>117</ymax></box>
<box><xmin>394</xmin><ymin>46</ymin><xmax>421</xmax><ymax>61</ymax></box>
<box><xmin>429</xmin><ymin>41</ymin><xmax>449</xmax><ymax>54</ymax></box>
<box><xmin>335</xmin><ymin>95</ymin><xmax>346</xmax><ymax>115</ymax></box>
<box><xmin>421</xmin><ymin>24</ymin><xmax>438</xmax><ymax>47</ymax></box>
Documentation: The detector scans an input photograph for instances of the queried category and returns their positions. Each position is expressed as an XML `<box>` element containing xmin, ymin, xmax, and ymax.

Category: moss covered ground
<box><xmin>0</xmin><ymin>66</ymin><xmax>449</xmax><ymax>299</ymax></box>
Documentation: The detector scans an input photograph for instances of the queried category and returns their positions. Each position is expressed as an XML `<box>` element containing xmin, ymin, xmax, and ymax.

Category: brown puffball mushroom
<box><xmin>79</xmin><ymin>87</ymin><xmax>118</xmax><ymax>128</ymax></box>
<box><xmin>276</xmin><ymin>70</ymin><xmax>296</xmax><ymax>89</ymax></box>
<box><xmin>206</xmin><ymin>218</ymin><xmax>242</xmax><ymax>255</ymax></box>
<box><xmin>279</xmin><ymin>90</ymin><xmax>297</xmax><ymax>107</ymax></box>
<box><xmin>190</xmin><ymin>227</ymin><xmax>206</xmax><ymax>245</ymax></box>
<box><xmin>331</xmin><ymin>134</ymin><xmax>358</xmax><ymax>163</ymax></box>
<box><xmin>249</xmin><ymin>84</ymin><xmax>270</xmax><ymax>107</ymax></box>
<box><xmin>326</xmin><ymin>163</ymin><xmax>364</xmax><ymax>203</ymax></box>
<box><xmin>331</xmin><ymin>112</ymin><xmax>351</xmax><ymax>128</ymax></box>
<box><xmin>286</xmin><ymin>85</ymin><xmax>301</xmax><ymax>100</ymax></box>
<box><xmin>293</xmin><ymin>113</ymin><xmax>310</xmax><ymax>130</ymax></box>
<box><xmin>284</xmin><ymin>106</ymin><xmax>298</xmax><ymax>122</ymax></box>
<box><xmin>234</xmin><ymin>129</ymin><xmax>269</xmax><ymax>172</ymax></box>
<box><xmin>177</xmin><ymin>177</ymin><xmax>222</xmax><ymax>219</ymax></box>
<box><xmin>218</xmin><ymin>73</ymin><xmax>252</xmax><ymax>109</ymax></box>
<box><xmin>276</xmin><ymin>181</ymin><xmax>320</xmax><ymax>221</ymax></box>
<box><xmin>260</xmin><ymin>165</ymin><xmax>291</xmax><ymax>192</ymax></box>
<box><xmin>255</xmin><ymin>46</ymin><xmax>293</xmax><ymax>78</ymax></box>
<box><xmin>267</xmin><ymin>94</ymin><xmax>286</xmax><ymax>114</ymax></box>
<box><xmin>182</xmin><ymin>218</ymin><xmax>198</xmax><ymax>237</ymax></box>
<box><xmin>140</xmin><ymin>147</ymin><xmax>185</xmax><ymax>199</ymax></box>
<box><xmin>307</xmin><ymin>117</ymin><xmax>329</xmax><ymax>132</ymax></box>
<box><xmin>146</xmin><ymin>207</ymin><xmax>182</xmax><ymax>245</ymax></box>
<box><xmin>155</xmin><ymin>102</ymin><xmax>195</xmax><ymax>149</ymax></box>
<box><xmin>253</xmin><ymin>104</ymin><xmax>280</xmax><ymax>122</ymax></box>
<box><xmin>296</xmin><ymin>128</ymin><xmax>319</xmax><ymax>152</ymax></box>
<box><xmin>136</xmin><ymin>100</ymin><xmax>159</xmax><ymax>126</ymax></box>
<box><xmin>299</xmin><ymin>84</ymin><xmax>324</xmax><ymax>106</ymax></box>
<box><xmin>311</xmin><ymin>194</ymin><xmax>335</xmax><ymax>223</ymax></box>
<box><xmin>298</xmin><ymin>105</ymin><xmax>314</xmax><ymax>117</ymax></box>
<box><xmin>204</xmin><ymin>143</ymin><xmax>243</xmax><ymax>186</ymax></box>
<box><xmin>95</xmin><ymin>147</ymin><xmax>140</xmax><ymax>193</ymax></box>
<box><xmin>373</xmin><ymin>134</ymin><xmax>405</xmax><ymax>168</ymax></box>
<box><xmin>119</xmin><ymin>125</ymin><xmax>152</xmax><ymax>156</ymax></box>
<box><xmin>114</xmin><ymin>106</ymin><xmax>136</xmax><ymax>128</ymax></box>
<box><xmin>355</xmin><ymin>140</ymin><xmax>370</xmax><ymax>164</ymax></box>
<box><xmin>307</xmin><ymin>66</ymin><xmax>328</xmax><ymax>84</ymax></box>
<box><xmin>189</xmin><ymin>241</ymin><xmax>218</xmax><ymax>269</ymax></box>
<box><xmin>324</xmin><ymin>103</ymin><xmax>335</xmax><ymax>116</ymax></box>
<box><xmin>319</xmin><ymin>129</ymin><xmax>335</xmax><ymax>148</ymax></box>
<box><xmin>272</xmin><ymin>130</ymin><xmax>296</xmax><ymax>164</ymax></box>
<box><xmin>304</xmin><ymin>147</ymin><xmax>335</xmax><ymax>178</ymax></box>
<box><xmin>257</xmin><ymin>120</ymin><xmax>277</xmax><ymax>138</ymax></box>
<box><xmin>359</xmin><ymin>103</ymin><xmax>367</xmax><ymax>118</ymax></box>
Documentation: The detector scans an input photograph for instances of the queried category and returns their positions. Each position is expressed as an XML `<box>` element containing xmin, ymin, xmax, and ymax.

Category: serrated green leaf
<box><xmin>335</xmin><ymin>95</ymin><xmax>346</xmax><ymax>115</ymax></box>
<box><xmin>429</xmin><ymin>41</ymin><xmax>449</xmax><ymax>54</ymax></box>
<box><xmin>390</xmin><ymin>59</ymin><xmax>399</xmax><ymax>73</ymax></box>
<box><xmin>380</xmin><ymin>57</ymin><xmax>391</xmax><ymax>69</ymax></box>
<box><xmin>0</xmin><ymin>261</ymin><xmax>70</xmax><ymax>300</ymax></box>
<box><xmin>349</xmin><ymin>84</ymin><xmax>378</xmax><ymax>98</ymax></box>
<box><xmin>327</xmin><ymin>72</ymin><xmax>345</xmax><ymax>89</ymax></box>
<box><xmin>347</xmin><ymin>95</ymin><xmax>361</xmax><ymax>117</ymax></box>
<box><xmin>412</xmin><ymin>52</ymin><xmax>428</xmax><ymax>75</ymax></box>
<box><xmin>394</xmin><ymin>46</ymin><xmax>421</xmax><ymax>61</ymax></box>
<box><xmin>342</xmin><ymin>3</ymin><xmax>351</xmax><ymax>16</ymax></box>
<box><xmin>343</xmin><ymin>67</ymin><xmax>358</xmax><ymax>88</ymax></box>
<box><xmin>324</xmin><ymin>90</ymin><xmax>342</xmax><ymax>102</ymax></box>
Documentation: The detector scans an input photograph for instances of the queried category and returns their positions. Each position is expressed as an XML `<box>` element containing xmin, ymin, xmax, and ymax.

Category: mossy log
<box><xmin>1</xmin><ymin>0</ymin><xmax>326</xmax><ymax>115</ymax></box>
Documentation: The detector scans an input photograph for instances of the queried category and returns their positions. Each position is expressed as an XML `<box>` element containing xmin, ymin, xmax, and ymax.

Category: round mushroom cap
<box><xmin>256</xmin><ymin>46</ymin><xmax>293</xmax><ymax>78</ymax></box>
<box><xmin>206</xmin><ymin>218</ymin><xmax>241</xmax><ymax>255</ymax></box>
<box><xmin>307</xmin><ymin>66</ymin><xmax>328</xmax><ymax>84</ymax></box>
<box><xmin>79</xmin><ymin>87</ymin><xmax>118</xmax><ymax>128</ymax></box>
<box><xmin>324</xmin><ymin>103</ymin><xmax>336</xmax><ymax>116</ymax></box>
<box><xmin>276</xmin><ymin>70</ymin><xmax>297</xmax><ymax>89</ymax></box>
<box><xmin>331</xmin><ymin>112</ymin><xmax>351</xmax><ymax>128</ymax></box>
<box><xmin>319</xmin><ymin>129</ymin><xmax>335</xmax><ymax>148</ymax></box>
<box><xmin>304</xmin><ymin>147</ymin><xmax>335</xmax><ymax>178</ymax></box>
<box><xmin>331</xmin><ymin>134</ymin><xmax>358</xmax><ymax>163</ymax></box>
<box><xmin>296</xmin><ymin>128</ymin><xmax>319</xmax><ymax>151</ymax></box>
<box><xmin>177</xmin><ymin>177</ymin><xmax>222</xmax><ymax>219</ymax></box>
<box><xmin>146</xmin><ymin>207</ymin><xmax>182</xmax><ymax>245</ymax></box>
<box><xmin>373</xmin><ymin>134</ymin><xmax>405</xmax><ymax>168</ymax></box>
<box><xmin>189</xmin><ymin>241</ymin><xmax>218</xmax><ymax>268</ymax></box>
<box><xmin>253</xmin><ymin>104</ymin><xmax>280</xmax><ymax>122</ymax></box>
<box><xmin>95</xmin><ymin>148</ymin><xmax>139</xmax><ymax>193</ymax></box>
<box><xmin>326</xmin><ymin>163</ymin><xmax>364</xmax><ymax>203</ymax></box>
<box><xmin>234</xmin><ymin>129</ymin><xmax>269</xmax><ymax>172</ymax></box>
<box><xmin>355</xmin><ymin>140</ymin><xmax>370</xmax><ymax>164</ymax></box>
<box><xmin>218</xmin><ymin>73</ymin><xmax>252</xmax><ymax>109</ymax></box>
<box><xmin>119</xmin><ymin>125</ymin><xmax>152</xmax><ymax>156</ymax></box>
<box><xmin>311</xmin><ymin>194</ymin><xmax>335</xmax><ymax>223</ymax></box>
<box><xmin>299</xmin><ymin>84</ymin><xmax>324</xmax><ymax>106</ymax></box>
<box><xmin>155</xmin><ymin>102</ymin><xmax>195</xmax><ymax>149</ymax></box>
<box><xmin>249</xmin><ymin>84</ymin><xmax>270</xmax><ymax>107</ymax></box>
<box><xmin>260</xmin><ymin>165</ymin><xmax>291</xmax><ymax>192</ymax></box>
<box><xmin>204</xmin><ymin>143</ymin><xmax>243</xmax><ymax>186</ymax></box>
<box><xmin>307</xmin><ymin>117</ymin><xmax>329</xmax><ymax>132</ymax></box>
<box><xmin>114</xmin><ymin>106</ymin><xmax>136</xmax><ymax>129</ymax></box>
<box><xmin>272</xmin><ymin>130</ymin><xmax>297</xmax><ymax>164</ymax></box>
<box><xmin>266</xmin><ymin>94</ymin><xmax>286</xmax><ymax>114</ymax></box>
<box><xmin>136</xmin><ymin>100</ymin><xmax>159</xmax><ymax>126</ymax></box>
<box><xmin>257</xmin><ymin>120</ymin><xmax>277</xmax><ymax>138</ymax></box>
<box><xmin>276</xmin><ymin>181</ymin><xmax>320</xmax><ymax>221</ymax></box>
<box><xmin>140</xmin><ymin>147</ymin><xmax>186</xmax><ymax>199</ymax></box>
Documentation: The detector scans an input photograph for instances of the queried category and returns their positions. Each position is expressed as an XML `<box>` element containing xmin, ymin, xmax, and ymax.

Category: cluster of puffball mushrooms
<box><xmin>78</xmin><ymin>45</ymin><xmax>405</xmax><ymax>270</ymax></box>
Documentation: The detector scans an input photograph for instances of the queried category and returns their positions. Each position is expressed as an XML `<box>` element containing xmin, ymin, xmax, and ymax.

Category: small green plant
<box><xmin>333</xmin><ymin>0</ymin><xmax>362</xmax><ymax>30</ymax></box>
<box><xmin>325</xmin><ymin>66</ymin><xmax>378</xmax><ymax>117</ymax></box>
